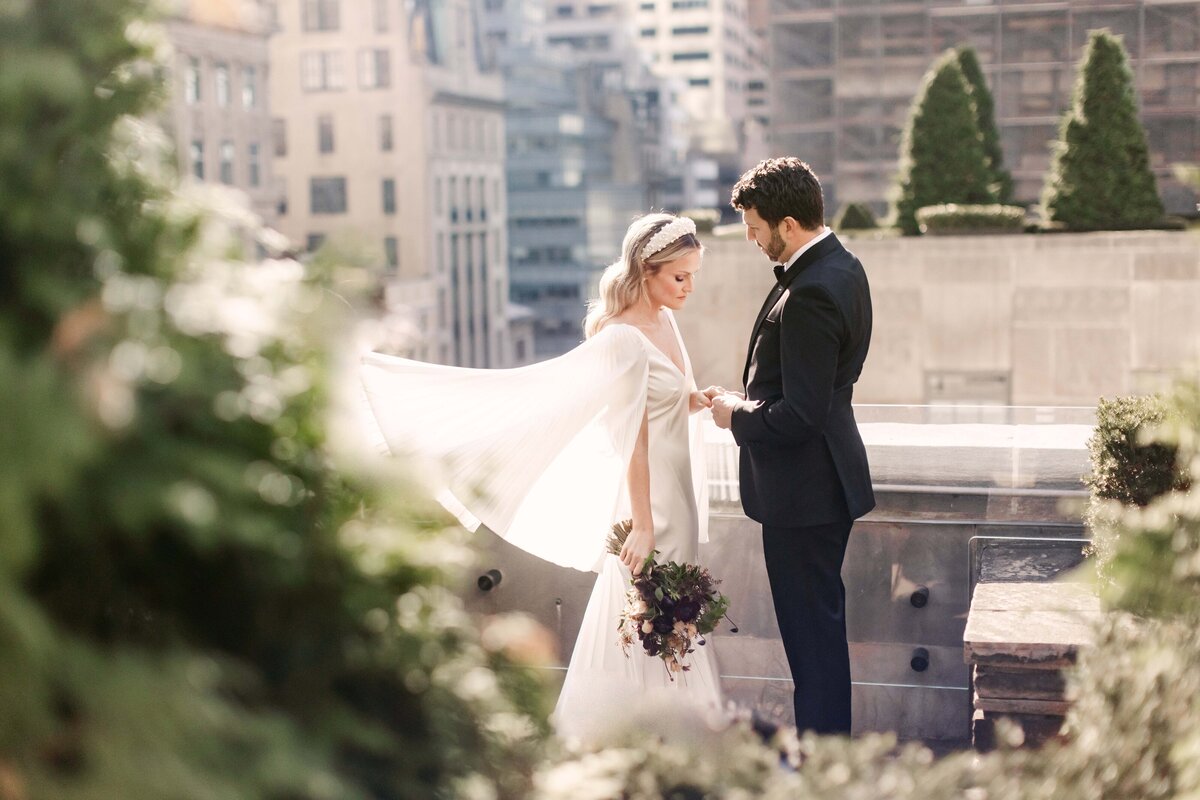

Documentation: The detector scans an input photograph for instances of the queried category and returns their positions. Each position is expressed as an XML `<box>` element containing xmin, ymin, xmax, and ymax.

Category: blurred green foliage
<box><xmin>956</xmin><ymin>46</ymin><xmax>1013</xmax><ymax>205</ymax></box>
<box><xmin>891</xmin><ymin>50</ymin><xmax>996</xmax><ymax>236</ymax></box>
<box><xmin>0</xmin><ymin>1</ymin><xmax>550</xmax><ymax>798</ymax></box>
<box><xmin>915</xmin><ymin>203</ymin><xmax>1026</xmax><ymax>235</ymax></box>
<box><xmin>1042</xmin><ymin>31</ymin><xmax>1165</xmax><ymax>231</ymax></box>
<box><xmin>831</xmin><ymin>202</ymin><xmax>877</xmax><ymax>233</ymax></box>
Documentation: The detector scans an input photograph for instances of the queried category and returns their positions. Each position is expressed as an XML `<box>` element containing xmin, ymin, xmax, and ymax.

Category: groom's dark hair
<box><xmin>730</xmin><ymin>157</ymin><xmax>824</xmax><ymax>231</ymax></box>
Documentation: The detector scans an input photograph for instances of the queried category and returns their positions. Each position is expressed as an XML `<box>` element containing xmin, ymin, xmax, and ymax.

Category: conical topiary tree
<box><xmin>832</xmin><ymin>201</ymin><xmax>877</xmax><ymax>232</ymax></box>
<box><xmin>956</xmin><ymin>46</ymin><xmax>1013</xmax><ymax>203</ymax></box>
<box><xmin>1041</xmin><ymin>29</ymin><xmax>1164</xmax><ymax>230</ymax></box>
<box><xmin>891</xmin><ymin>50</ymin><xmax>996</xmax><ymax>235</ymax></box>
<box><xmin>0</xmin><ymin>1</ymin><xmax>551</xmax><ymax>798</ymax></box>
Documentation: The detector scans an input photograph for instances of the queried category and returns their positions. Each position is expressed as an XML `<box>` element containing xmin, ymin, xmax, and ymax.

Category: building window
<box><xmin>272</xmin><ymin>118</ymin><xmax>287</xmax><ymax>157</ymax></box>
<box><xmin>379</xmin><ymin>114</ymin><xmax>393</xmax><ymax>151</ymax></box>
<box><xmin>215</xmin><ymin>63</ymin><xmax>230</xmax><ymax>106</ymax></box>
<box><xmin>219</xmin><ymin>140</ymin><xmax>234</xmax><ymax>185</ymax></box>
<box><xmin>478</xmin><ymin>176</ymin><xmax>487</xmax><ymax>220</ymax></box>
<box><xmin>184</xmin><ymin>57</ymin><xmax>201</xmax><ymax>104</ymax></box>
<box><xmin>382</xmin><ymin>178</ymin><xmax>396</xmax><ymax>214</ymax></box>
<box><xmin>384</xmin><ymin>236</ymin><xmax>399</xmax><ymax>273</ymax></box>
<box><xmin>372</xmin><ymin>0</ymin><xmax>389</xmax><ymax>31</ymax></box>
<box><xmin>300</xmin><ymin>51</ymin><xmax>345</xmax><ymax>92</ymax></box>
<box><xmin>688</xmin><ymin>77</ymin><xmax>710</xmax><ymax>86</ymax></box>
<box><xmin>672</xmin><ymin>25</ymin><xmax>709</xmax><ymax>35</ymax></box>
<box><xmin>302</xmin><ymin>0</ymin><xmax>339</xmax><ymax>31</ymax></box>
<box><xmin>358</xmin><ymin>48</ymin><xmax>391</xmax><ymax>89</ymax></box>
<box><xmin>248</xmin><ymin>143</ymin><xmax>261</xmax><ymax>187</ymax></box>
<box><xmin>449</xmin><ymin>176</ymin><xmax>458</xmax><ymax>220</ymax></box>
<box><xmin>306</xmin><ymin>233</ymin><xmax>326</xmax><ymax>252</ymax></box>
<box><xmin>640</xmin><ymin>1</ymin><xmax>654</xmax><ymax>8</ymax></box>
<box><xmin>310</xmin><ymin>177</ymin><xmax>347</xmax><ymax>214</ymax></box>
<box><xmin>190</xmin><ymin>140</ymin><xmax>204</xmax><ymax>179</ymax></box>
<box><xmin>434</xmin><ymin>177</ymin><xmax>443</xmax><ymax>215</ymax></box>
<box><xmin>672</xmin><ymin>51</ymin><xmax>710</xmax><ymax>61</ymax></box>
<box><xmin>671</xmin><ymin>0</ymin><xmax>708</xmax><ymax>7</ymax></box>
<box><xmin>317</xmin><ymin>114</ymin><xmax>334</xmax><ymax>154</ymax></box>
<box><xmin>640</xmin><ymin>28</ymin><xmax>655</xmax><ymax>37</ymax></box>
<box><xmin>242</xmin><ymin>65</ymin><xmax>258</xmax><ymax>108</ymax></box>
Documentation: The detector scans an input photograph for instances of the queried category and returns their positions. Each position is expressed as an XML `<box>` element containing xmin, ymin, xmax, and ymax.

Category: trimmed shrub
<box><xmin>891</xmin><ymin>50</ymin><xmax>996</xmax><ymax>236</ymax></box>
<box><xmin>833</xmin><ymin>201</ymin><xmax>878</xmax><ymax>232</ymax></box>
<box><xmin>680</xmin><ymin>208</ymin><xmax>721</xmax><ymax>233</ymax></box>
<box><xmin>1041</xmin><ymin>30</ymin><xmax>1165</xmax><ymax>230</ymax></box>
<box><xmin>1085</xmin><ymin>396</ymin><xmax>1187</xmax><ymax>510</ymax></box>
<box><xmin>957</xmin><ymin>46</ymin><xmax>1014</xmax><ymax>203</ymax></box>
<box><xmin>915</xmin><ymin>203</ymin><xmax>1026</xmax><ymax>235</ymax></box>
<box><xmin>1084</xmin><ymin>395</ymin><xmax>1189</xmax><ymax>583</ymax></box>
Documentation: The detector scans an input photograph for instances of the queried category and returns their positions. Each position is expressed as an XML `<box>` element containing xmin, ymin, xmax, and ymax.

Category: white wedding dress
<box><xmin>360</xmin><ymin>309</ymin><xmax>723</xmax><ymax>741</ymax></box>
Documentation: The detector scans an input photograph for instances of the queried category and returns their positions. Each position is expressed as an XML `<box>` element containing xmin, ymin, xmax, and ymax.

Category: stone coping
<box><xmin>964</xmin><ymin>582</ymin><xmax>1102</xmax><ymax>668</ymax></box>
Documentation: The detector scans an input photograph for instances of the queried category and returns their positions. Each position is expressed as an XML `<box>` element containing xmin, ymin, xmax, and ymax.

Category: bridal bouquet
<box><xmin>607</xmin><ymin>520</ymin><xmax>732</xmax><ymax>679</ymax></box>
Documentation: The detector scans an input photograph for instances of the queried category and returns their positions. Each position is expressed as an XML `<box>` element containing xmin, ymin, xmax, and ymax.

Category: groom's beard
<box><xmin>765</xmin><ymin>228</ymin><xmax>786</xmax><ymax>262</ymax></box>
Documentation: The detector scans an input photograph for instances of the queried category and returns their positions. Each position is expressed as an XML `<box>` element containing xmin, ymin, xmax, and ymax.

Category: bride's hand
<box><xmin>689</xmin><ymin>390</ymin><xmax>713</xmax><ymax>413</ymax></box>
<box><xmin>701</xmin><ymin>385</ymin><xmax>745</xmax><ymax>401</ymax></box>
<box><xmin>619</xmin><ymin>525</ymin><xmax>655</xmax><ymax>576</ymax></box>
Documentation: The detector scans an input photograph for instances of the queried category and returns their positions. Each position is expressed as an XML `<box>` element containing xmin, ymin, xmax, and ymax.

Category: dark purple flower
<box><xmin>643</xmin><ymin>638</ymin><xmax>660</xmax><ymax>656</ymax></box>
<box><xmin>674</xmin><ymin>599</ymin><xmax>701</xmax><ymax>622</ymax></box>
<box><xmin>653</xmin><ymin>616</ymin><xmax>674</xmax><ymax>635</ymax></box>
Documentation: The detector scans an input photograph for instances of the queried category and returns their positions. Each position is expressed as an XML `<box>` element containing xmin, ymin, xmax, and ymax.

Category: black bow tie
<box><xmin>773</xmin><ymin>263</ymin><xmax>786</xmax><ymax>285</ymax></box>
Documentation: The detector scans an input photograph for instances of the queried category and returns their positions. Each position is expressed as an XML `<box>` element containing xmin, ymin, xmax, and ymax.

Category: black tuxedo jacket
<box><xmin>730</xmin><ymin>232</ymin><xmax>875</xmax><ymax>527</ymax></box>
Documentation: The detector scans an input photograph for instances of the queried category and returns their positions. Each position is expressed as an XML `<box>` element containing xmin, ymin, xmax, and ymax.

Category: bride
<box><xmin>361</xmin><ymin>213</ymin><xmax>724</xmax><ymax>740</ymax></box>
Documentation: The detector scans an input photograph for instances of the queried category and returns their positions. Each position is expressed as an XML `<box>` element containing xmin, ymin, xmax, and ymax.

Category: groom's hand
<box><xmin>710</xmin><ymin>393</ymin><xmax>740</xmax><ymax>429</ymax></box>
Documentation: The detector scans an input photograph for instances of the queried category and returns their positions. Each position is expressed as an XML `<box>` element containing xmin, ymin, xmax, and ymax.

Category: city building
<box><xmin>633</xmin><ymin>0</ymin><xmax>769</xmax><ymax>162</ymax></box>
<box><xmin>269</xmin><ymin>0</ymin><xmax>516</xmax><ymax>366</ymax></box>
<box><xmin>502</xmin><ymin>57</ymin><xmax>650</xmax><ymax>355</ymax></box>
<box><xmin>768</xmin><ymin>0</ymin><xmax>1200</xmax><ymax>215</ymax></box>
<box><xmin>165</xmin><ymin>0</ymin><xmax>279</xmax><ymax>227</ymax></box>
<box><xmin>542</xmin><ymin>0</ymin><xmax>769</xmax><ymax>214</ymax></box>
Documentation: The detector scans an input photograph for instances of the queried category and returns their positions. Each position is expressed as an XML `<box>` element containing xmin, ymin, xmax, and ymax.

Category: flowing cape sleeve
<box><xmin>360</xmin><ymin>326</ymin><xmax>650</xmax><ymax>572</ymax></box>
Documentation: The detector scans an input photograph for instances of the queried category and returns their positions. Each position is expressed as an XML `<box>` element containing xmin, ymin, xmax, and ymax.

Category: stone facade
<box><xmin>676</xmin><ymin>230</ymin><xmax>1200</xmax><ymax>406</ymax></box>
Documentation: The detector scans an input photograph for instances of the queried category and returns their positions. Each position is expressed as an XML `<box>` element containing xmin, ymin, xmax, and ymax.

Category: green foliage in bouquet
<box><xmin>891</xmin><ymin>50</ymin><xmax>996</xmax><ymax>235</ymax></box>
<box><xmin>1041</xmin><ymin>30</ymin><xmax>1165</xmax><ymax>231</ymax></box>
<box><xmin>0</xmin><ymin>1</ymin><xmax>550</xmax><ymax>798</ymax></box>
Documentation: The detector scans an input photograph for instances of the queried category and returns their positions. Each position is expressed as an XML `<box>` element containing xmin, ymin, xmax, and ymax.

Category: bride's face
<box><xmin>645</xmin><ymin>249</ymin><xmax>702</xmax><ymax>311</ymax></box>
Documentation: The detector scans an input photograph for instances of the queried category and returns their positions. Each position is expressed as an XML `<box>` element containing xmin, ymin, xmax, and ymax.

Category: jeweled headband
<box><xmin>640</xmin><ymin>217</ymin><xmax>697</xmax><ymax>260</ymax></box>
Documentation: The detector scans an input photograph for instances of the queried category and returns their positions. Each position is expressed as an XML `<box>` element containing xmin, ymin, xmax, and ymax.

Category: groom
<box><xmin>708</xmin><ymin>157</ymin><xmax>874</xmax><ymax>736</ymax></box>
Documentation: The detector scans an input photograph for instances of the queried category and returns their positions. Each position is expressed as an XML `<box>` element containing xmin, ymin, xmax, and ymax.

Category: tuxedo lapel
<box><xmin>740</xmin><ymin>234</ymin><xmax>844</xmax><ymax>389</ymax></box>
<box><xmin>742</xmin><ymin>283</ymin><xmax>784</xmax><ymax>388</ymax></box>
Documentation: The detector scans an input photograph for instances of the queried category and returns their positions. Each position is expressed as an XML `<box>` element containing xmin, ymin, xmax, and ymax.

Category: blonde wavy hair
<box><xmin>583</xmin><ymin>213</ymin><xmax>703</xmax><ymax>339</ymax></box>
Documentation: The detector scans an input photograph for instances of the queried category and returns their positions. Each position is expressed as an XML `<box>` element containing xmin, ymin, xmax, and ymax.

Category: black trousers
<box><xmin>762</xmin><ymin>517</ymin><xmax>854</xmax><ymax>735</ymax></box>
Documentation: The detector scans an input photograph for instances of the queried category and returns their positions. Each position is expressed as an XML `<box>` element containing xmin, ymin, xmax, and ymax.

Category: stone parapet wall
<box><xmin>678</xmin><ymin>230</ymin><xmax>1200</xmax><ymax>406</ymax></box>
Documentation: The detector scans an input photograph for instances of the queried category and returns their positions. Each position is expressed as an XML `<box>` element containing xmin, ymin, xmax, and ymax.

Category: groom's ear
<box><xmin>780</xmin><ymin>216</ymin><xmax>800</xmax><ymax>237</ymax></box>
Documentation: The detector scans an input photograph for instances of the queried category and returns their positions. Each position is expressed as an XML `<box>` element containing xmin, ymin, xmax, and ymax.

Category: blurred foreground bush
<box><xmin>0</xmin><ymin>2</ymin><xmax>549</xmax><ymax>798</ymax></box>
<box><xmin>1085</xmin><ymin>395</ymin><xmax>1191</xmax><ymax>578</ymax></box>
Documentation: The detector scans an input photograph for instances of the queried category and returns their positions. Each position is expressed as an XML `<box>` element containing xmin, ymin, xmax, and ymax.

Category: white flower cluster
<box><xmin>640</xmin><ymin>216</ymin><xmax>697</xmax><ymax>260</ymax></box>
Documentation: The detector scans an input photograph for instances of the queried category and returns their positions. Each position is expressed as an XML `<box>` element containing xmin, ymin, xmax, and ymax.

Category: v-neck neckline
<box><xmin>612</xmin><ymin>313</ymin><xmax>688</xmax><ymax>378</ymax></box>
